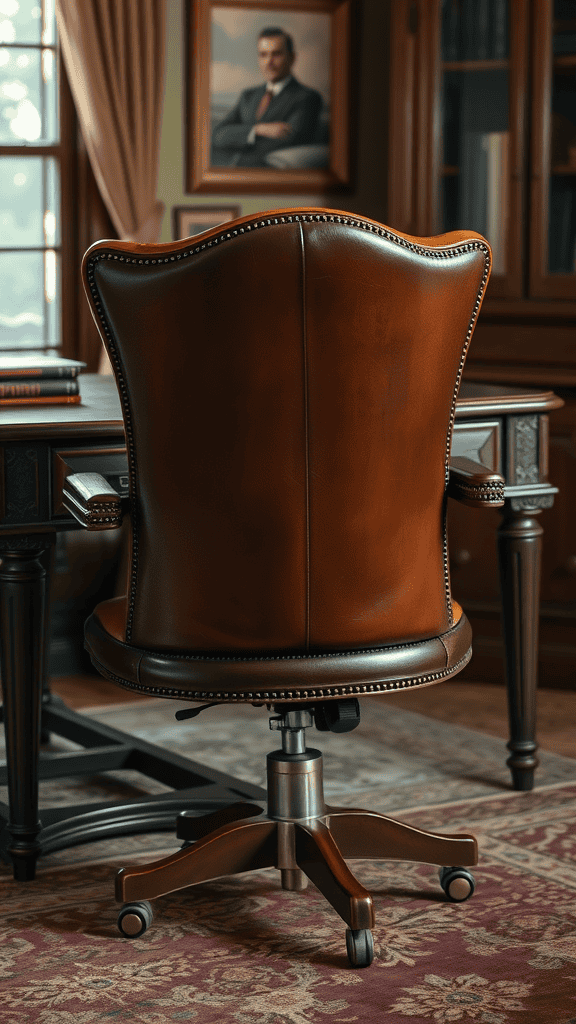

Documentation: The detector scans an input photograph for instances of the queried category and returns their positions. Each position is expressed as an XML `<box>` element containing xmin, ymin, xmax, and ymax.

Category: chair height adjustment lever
<box><xmin>175</xmin><ymin>702</ymin><xmax>219</xmax><ymax>721</ymax></box>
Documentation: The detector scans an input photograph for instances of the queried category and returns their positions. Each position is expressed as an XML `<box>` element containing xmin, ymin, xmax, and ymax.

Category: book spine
<box><xmin>0</xmin><ymin>367</ymin><xmax>80</xmax><ymax>380</ymax></box>
<box><xmin>548</xmin><ymin>178</ymin><xmax>575</xmax><ymax>274</ymax></box>
<box><xmin>460</xmin><ymin>0</ymin><xmax>492</xmax><ymax>60</ymax></box>
<box><xmin>476</xmin><ymin>0</ymin><xmax>491</xmax><ymax>59</ymax></box>
<box><xmin>553</xmin><ymin>34</ymin><xmax>576</xmax><ymax>55</ymax></box>
<box><xmin>485</xmin><ymin>131</ymin><xmax>509</xmax><ymax>275</ymax></box>
<box><xmin>0</xmin><ymin>394</ymin><xmax>81</xmax><ymax>406</ymax></box>
<box><xmin>459</xmin><ymin>132</ymin><xmax>488</xmax><ymax>237</ymax></box>
<box><xmin>461</xmin><ymin>1</ymin><xmax>477</xmax><ymax>60</ymax></box>
<box><xmin>442</xmin><ymin>0</ymin><xmax>460</xmax><ymax>61</ymax></box>
<box><xmin>0</xmin><ymin>379</ymin><xmax>79</xmax><ymax>398</ymax></box>
<box><xmin>492</xmin><ymin>0</ymin><xmax>508</xmax><ymax>60</ymax></box>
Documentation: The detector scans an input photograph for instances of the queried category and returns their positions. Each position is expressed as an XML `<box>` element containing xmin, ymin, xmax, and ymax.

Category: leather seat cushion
<box><xmin>84</xmin><ymin>597</ymin><xmax>472</xmax><ymax>704</ymax></box>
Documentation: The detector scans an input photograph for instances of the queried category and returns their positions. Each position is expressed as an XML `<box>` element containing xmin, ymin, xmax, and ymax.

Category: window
<box><xmin>0</xmin><ymin>0</ymin><xmax>60</xmax><ymax>353</ymax></box>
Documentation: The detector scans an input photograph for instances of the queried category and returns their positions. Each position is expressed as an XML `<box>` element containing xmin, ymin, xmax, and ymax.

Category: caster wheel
<box><xmin>117</xmin><ymin>900</ymin><xmax>153</xmax><ymax>938</ymax></box>
<box><xmin>346</xmin><ymin>928</ymin><xmax>374</xmax><ymax>968</ymax></box>
<box><xmin>439</xmin><ymin>866</ymin><xmax>475</xmax><ymax>903</ymax></box>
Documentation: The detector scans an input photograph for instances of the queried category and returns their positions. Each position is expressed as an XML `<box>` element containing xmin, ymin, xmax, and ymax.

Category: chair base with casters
<box><xmin>82</xmin><ymin>593</ymin><xmax>480</xmax><ymax>968</ymax></box>
<box><xmin>115</xmin><ymin>702</ymin><xmax>477</xmax><ymax>968</ymax></box>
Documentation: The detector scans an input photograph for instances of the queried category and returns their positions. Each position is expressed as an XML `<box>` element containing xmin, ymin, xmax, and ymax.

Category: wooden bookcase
<box><xmin>388</xmin><ymin>0</ymin><xmax>576</xmax><ymax>687</ymax></box>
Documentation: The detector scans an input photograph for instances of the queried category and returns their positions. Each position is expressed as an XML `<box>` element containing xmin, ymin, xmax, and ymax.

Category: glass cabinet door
<box><xmin>436</xmin><ymin>0</ymin><xmax>528</xmax><ymax>297</ymax></box>
<box><xmin>530</xmin><ymin>0</ymin><xmax>576</xmax><ymax>297</ymax></box>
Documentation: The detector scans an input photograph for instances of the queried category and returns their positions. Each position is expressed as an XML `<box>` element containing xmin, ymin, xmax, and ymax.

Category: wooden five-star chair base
<box><xmin>115</xmin><ymin>708</ymin><xmax>477</xmax><ymax>968</ymax></box>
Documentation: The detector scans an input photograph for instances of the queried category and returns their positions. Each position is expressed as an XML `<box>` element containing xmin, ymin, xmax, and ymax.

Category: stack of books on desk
<box><xmin>0</xmin><ymin>354</ymin><xmax>86</xmax><ymax>406</ymax></box>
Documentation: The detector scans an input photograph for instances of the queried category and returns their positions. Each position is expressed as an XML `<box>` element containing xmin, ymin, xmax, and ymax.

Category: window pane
<box><xmin>0</xmin><ymin>0</ymin><xmax>54</xmax><ymax>46</ymax></box>
<box><xmin>0</xmin><ymin>155</ymin><xmax>59</xmax><ymax>245</ymax></box>
<box><xmin>0</xmin><ymin>43</ymin><xmax>58</xmax><ymax>143</ymax></box>
<box><xmin>1</xmin><ymin>154</ymin><xmax>40</xmax><ymax>243</ymax></box>
<box><xmin>0</xmin><ymin>249</ymin><xmax>59</xmax><ymax>349</ymax></box>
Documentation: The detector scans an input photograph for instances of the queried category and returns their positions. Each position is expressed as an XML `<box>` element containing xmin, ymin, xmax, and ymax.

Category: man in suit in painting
<box><xmin>211</xmin><ymin>27</ymin><xmax>325</xmax><ymax>169</ymax></box>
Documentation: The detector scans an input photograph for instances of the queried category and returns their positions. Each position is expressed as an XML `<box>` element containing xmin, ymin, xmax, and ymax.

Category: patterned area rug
<box><xmin>2</xmin><ymin>699</ymin><xmax>576</xmax><ymax>1022</ymax></box>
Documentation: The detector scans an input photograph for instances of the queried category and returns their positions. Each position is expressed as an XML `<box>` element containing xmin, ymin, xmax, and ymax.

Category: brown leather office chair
<box><xmin>68</xmin><ymin>208</ymin><xmax>504</xmax><ymax>967</ymax></box>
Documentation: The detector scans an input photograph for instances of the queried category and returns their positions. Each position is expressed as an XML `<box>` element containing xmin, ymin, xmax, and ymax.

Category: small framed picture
<box><xmin>172</xmin><ymin>204</ymin><xmax>241</xmax><ymax>239</ymax></box>
<box><xmin>187</xmin><ymin>0</ymin><xmax>353</xmax><ymax>193</ymax></box>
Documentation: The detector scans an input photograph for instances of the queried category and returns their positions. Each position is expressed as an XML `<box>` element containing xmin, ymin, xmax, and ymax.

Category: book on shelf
<box><xmin>553</xmin><ymin>33</ymin><xmax>576</xmax><ymax>55</ymax></box>
<box><xmin>0</xmin><ymin>354</ymin><xmax>86</xmax><ymax>380</ymax></box>
<box><xmin>484</xmin><ymin>131</ymin><xmax>509</xmax><ymax>275</ymax></box>
<box><xmin>442</xmin><ymin>0</ymin><xmax>460</xmax><ymax>61</ymax></box>
<box><xmin>548</xmin><ymin>177</ymin><xmax>576</xmax><ymax>274</ymax></box>
<box><xmin>458</xmin><ymin>129</ymin><xmax>509</xmax><ymax>275</ymax></box>
<box><xmin>491</xmin><ymin>0</ymin><xmax>508</xmax><ymax>60</ymax></box>
<box><xmin>459</xmin><ymin>131</ymin><xmax>489</xmax><ymax>237</ymax></box>
<box><xmin>443</xmin><ymin>0</ymin><xmax>508</xmax><ymax>62</ymax></box>
<box><xmin>462</xmin><ymin>0</ymin><xmax>491</xmax><ymax>60</ymax></box>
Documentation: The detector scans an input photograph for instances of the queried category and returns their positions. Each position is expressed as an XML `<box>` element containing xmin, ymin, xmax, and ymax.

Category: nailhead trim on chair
<box><xmin>86</xmin><ymin>213</ymin><xmax>491</xmax><ymax>645</ymax></box>
<box><xmin>90</xmin><ymin>648</ymin><xmax>472</xmax><ymax>703</ymax></box>
<box><xmin>455</xmin><ymin>481</ymin><xmax>506</xmax><ymax>503</ymax></box>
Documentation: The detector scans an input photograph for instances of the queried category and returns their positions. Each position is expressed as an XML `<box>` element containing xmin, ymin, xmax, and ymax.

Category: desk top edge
<box><xmin>0</xmin><ymin>374</ymin><xmax>565</xmax><ymax>440</ymax></box>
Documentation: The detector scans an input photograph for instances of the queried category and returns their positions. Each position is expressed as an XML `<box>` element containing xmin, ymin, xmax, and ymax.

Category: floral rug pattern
<box><xmin>1</xmin><ymin>701</ymin><xmax>576</xmax><ymax>1022</ymax></box>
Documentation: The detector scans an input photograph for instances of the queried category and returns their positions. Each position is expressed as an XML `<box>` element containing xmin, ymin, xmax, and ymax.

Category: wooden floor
<box><xmin>50</xmin><ymin>673</ymin><xmax>576</xmax><ymax>761</ymax></box>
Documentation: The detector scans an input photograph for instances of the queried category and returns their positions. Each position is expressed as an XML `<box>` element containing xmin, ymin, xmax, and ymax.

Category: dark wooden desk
<box><xmin>0</xmin><ymin>375</ymin><xmax>563</xmax><ymax>879</ymax></box>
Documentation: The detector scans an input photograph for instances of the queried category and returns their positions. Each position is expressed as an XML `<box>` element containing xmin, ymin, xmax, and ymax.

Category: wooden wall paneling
<box><xmin>448</xmin><ymin>500</ymin><xmax>503</xmax><ymax>603</ymax></box>
<box><xmin>491</xmin><ymin>0</ymin><xmax>529</xmax><ymax>300</ymax></box>
<box><xmin>537</xmin><ymin>614</ymin><xmax>576</xmax><ymax>688</ymax></box>
<box><xmin>540</xmin><ymin>393</ymin><xmax>576</xmax><ymax>606</ymax></box>
<box><xmin>530</xmin><ymin>0</ymin><xmax>553</xmax><ymax>296</ymax></box>
<box><xmin>469</xmin><ymin>319</ymin><xmax>576</xmax><ymax>385</ymax></box>
<box><xmin>387</xmin><ymin>0</ymin><xmax>417</xmax><ymax>233</ymax></box>
<box><xmin>387</xmin><ymin>0</ymin><xmax>575</xmax><ymax>687</ymax></box>
<box><xmin>415</xmin><ymin>0</ymin><xmax>440</xmax><ymax>236</ymax></box>
<box><xmin>529</xmin><ymin>0</ymin><xmax>576</xmax><ymax>299</ymax></box>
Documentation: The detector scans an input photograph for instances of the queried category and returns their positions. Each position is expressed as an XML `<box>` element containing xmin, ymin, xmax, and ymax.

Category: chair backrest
<box><xmin>83</xmin><ymin>209</ymin><xmax>490</xmax><ymax>655</ymax></box>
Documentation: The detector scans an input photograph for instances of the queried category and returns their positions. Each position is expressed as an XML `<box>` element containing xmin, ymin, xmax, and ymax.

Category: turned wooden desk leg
<box><xmin>0</xmin><ymin>536</ymin><xmax>53</xmax><ymax>880</ymax></box>
<box><xmin>497</xmin><ymin>506</ymin><xmax>542</xmax><ymax>792</ymax></box>
<box><xmin>39</xmin><ymin>540</ymin><xmax>56</xmax><ymax>744</ymax></box>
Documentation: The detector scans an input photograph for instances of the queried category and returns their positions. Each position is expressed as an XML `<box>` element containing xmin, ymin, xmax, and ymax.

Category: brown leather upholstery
<box><xmin>86</xmin><ymin>594</ymin><xmax>471</xmax><ymax>702</ymax></box>
<box><xmin>82</xmin><ymin>208</ymin><xmax>491</xmax><ymax>703</ymax></box>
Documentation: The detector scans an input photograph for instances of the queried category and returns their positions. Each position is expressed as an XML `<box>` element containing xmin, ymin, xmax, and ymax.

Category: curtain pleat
<box><xmin>56</xmin><ymin>0</ymin><xmax>167</xmax><ymax>369</ymax></box>
<box><xmin>56</xmin><ymin>0</ymin><xmax>167</xmax><ymax>244</ymax></box>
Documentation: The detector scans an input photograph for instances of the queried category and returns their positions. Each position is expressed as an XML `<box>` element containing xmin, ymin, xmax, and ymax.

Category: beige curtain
<box><xmin>56</xmin><ymin>0</ymin><xmax>167</xmax><ymax>244</ymax></box>
<box><xmin>56</xmin><ymin>0</ymin><xmax>167</xmax><ymax>371</ymax></box>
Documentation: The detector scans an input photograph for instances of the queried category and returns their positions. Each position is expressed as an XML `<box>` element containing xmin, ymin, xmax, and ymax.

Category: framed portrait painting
<box><xmin>187</xmin><ymin>0</ymin><xmax>353</xmax><ymax>193</ymax></box>
<box><xmin>172</xmin><ymin>205</ymin><xmax>241</xmax><ymax>239</ymax></box>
